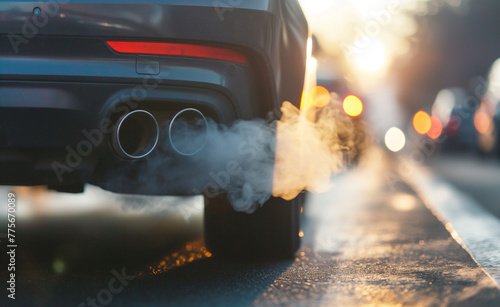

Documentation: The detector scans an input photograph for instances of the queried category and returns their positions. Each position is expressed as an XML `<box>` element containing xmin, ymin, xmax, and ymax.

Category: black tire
<box><xmin>204</xmin><ymin>193</ymin><xmax>304</xmax><ymax>259</ymax></box>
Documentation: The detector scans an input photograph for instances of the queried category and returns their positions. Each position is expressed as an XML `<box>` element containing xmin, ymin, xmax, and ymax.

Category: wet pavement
<box><xmin>1</xmin><ymin>151</ymin><xmax>500</xmax><ymax>306</ymax></box>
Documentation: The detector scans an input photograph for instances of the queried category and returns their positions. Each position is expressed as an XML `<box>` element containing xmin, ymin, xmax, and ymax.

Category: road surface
<box><xmin>1</xmin><ymin>150</ymin><xmax>499</xmax><ymax>306</ymax></box>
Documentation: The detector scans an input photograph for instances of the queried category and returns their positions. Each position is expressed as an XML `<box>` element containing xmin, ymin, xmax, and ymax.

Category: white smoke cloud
<box><xmin>113</xmin><ymin>98</ymin><xmax>367</xmax><ymax>213</ymax></box>
<box><xmin>273</xmin><ymin>101</ymin><xmax>347</xmax><ymax>200</ymax></box>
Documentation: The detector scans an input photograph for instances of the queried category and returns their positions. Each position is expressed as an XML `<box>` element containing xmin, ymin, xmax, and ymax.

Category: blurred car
<box><xmin>495</xmin><ymin>106</ymin><xmax>500</xmax><ymax>158</ymax></box>
<box><xmin>0</xmin><ymin>0</ymin><xmax>309</xmax><ymax>258</ymax></box>
<box><xmin>475</xmin><ymin>58</ymin><xmax>500</xmax><ymax>157</ymax></box>
<box><xmin>432</xmin><ymin>87</ymin><xmax>478</xmax><ymax>152</ymax></box>
<box><xmin>312</xmin><ymin>35</ymin><xmax>349</xmax><ymax>99</ymax></box>
<box><xmin>316</xmin><ymin>57</ymin><xmax>349</xmax><ymax>98</ymax></box>
<box><xmin>312</xmin><ymin>39</ymin><xmax>367</xmax><ymax>164</ymax></box>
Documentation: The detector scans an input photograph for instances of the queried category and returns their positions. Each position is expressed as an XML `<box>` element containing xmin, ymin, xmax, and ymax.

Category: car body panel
<box><xmin>0</xmin><ymin>0</ymin><xmax>309</xmax><ymax>195</ymax></box>
<box><xmin>0</xmin><ymin>0</ymin><xmax>308</xmax><ymax>110</ymax></box>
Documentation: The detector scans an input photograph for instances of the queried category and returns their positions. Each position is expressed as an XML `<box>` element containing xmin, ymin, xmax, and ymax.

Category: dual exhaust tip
<box><xmin>112</xmin><ymin>108</ymin><xmax>208</xmax><ymax>160</ymax></box>
<box><xmin>112</xmin><ymin>110</ymin><xmax>159</xmax><ymax>160</ymax></box>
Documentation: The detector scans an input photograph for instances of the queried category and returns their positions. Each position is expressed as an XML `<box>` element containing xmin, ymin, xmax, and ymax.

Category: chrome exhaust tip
<box><xmin>112</xmin><ymin>110</ymin><xmax>159</xmax><ymax>160</ymax></box>
<box><xmin>169</xmin><ymin>108</ymin><xmax>209</xmax><ymax>156</ymax></box>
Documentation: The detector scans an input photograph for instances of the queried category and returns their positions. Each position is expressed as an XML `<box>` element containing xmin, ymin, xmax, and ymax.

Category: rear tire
<box><xmin>204</xmin><ymin>193</ymin><xmax>303</xmax><ymax>259</ymax></box>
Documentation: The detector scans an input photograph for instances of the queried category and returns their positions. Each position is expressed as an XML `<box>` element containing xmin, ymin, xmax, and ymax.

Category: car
<box><xmin>476</xmin><ymin>58</ymin><xmax>500</xmax><ymax>157</ymax></box>
<box><xmin>495</xmin><ymin>106</ymin><xmax>500</xmax><ymax>158</ymax></box>
<box><xmin>0</xmin><ymin>0</ymin><xmax>310</xmax><ymax>258</ymax></box>
<box><xmin>431</xmin><ymin>87</ymin><xmax>478</xmax><ymax>152</ymax></box>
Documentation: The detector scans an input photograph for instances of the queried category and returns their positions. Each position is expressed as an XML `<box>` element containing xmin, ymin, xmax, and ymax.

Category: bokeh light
<box><xmin>312</xmin><ymin>86</ymin><xmax>331</xmax><ymax>108</ymax></box>
<box><xmin>445</xmin><ymin>115</ymin><xmax>461</xmax><ymax>137</ymax></box>
<box><xmin>385</xmin><ymin>127</ymin><xmax>406</xmax><ymax>152</ymax></box>
<box><xmin>413</xmin><ymin>111</ymin><xmax>432</xmax><ymax>135</ymax></box>
<box><xmin>474</xmin><ymin>111</ymin><xmax>492</xmax><ymax>134</ymax></box>
<box><xmin>53</xmin><ymin>259</ymin><xmax>66</xmax><ymax>274</ymax></box>
<box><xmin>343</xmin><ymin>95</ymin><xmax>364</xmax><ymax>117</ymax></box>
<box><xmin>391</xmin><ymin>193</ymin><xmax>418</xmax><ymax>211</ymax></box>
<box><xmin>432</xmin><ymin>89</ymin><xmax>456</xmax><ymax>127</ymax></box>
<box><xmin>427</xmin><ymin>116</ymin><xmax>443</xmax><ymax>140</ymax></box>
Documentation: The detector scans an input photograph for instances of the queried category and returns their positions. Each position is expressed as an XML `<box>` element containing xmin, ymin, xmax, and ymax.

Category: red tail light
<box><xmin>106</xmin><ymin>41</ymin><xmax>248</xmax><ymax>65</ymax></box>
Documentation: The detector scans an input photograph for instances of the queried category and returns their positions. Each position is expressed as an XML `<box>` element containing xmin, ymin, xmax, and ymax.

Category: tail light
<box><xmin>106</xmin><ymin>41</ymin><xmax>248</xmax><ymax>65</ymax></box>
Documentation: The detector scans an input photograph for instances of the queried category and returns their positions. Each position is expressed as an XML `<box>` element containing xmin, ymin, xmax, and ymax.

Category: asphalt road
<box><xmin>1</xmin><ymin>150</ymin><xmax>500</xmax><ymax>306</ymax></box>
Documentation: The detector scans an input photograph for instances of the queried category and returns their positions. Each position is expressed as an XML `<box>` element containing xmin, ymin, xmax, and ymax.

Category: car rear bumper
<box><xmin>0</xmin><ymin>47</ymin><xmax>259</xmax><ymax>192</ymax></box>
<box><xmin>0</xmin><ymin>0</ymin><xmax>308</xmax><ymax>195</ymax></box>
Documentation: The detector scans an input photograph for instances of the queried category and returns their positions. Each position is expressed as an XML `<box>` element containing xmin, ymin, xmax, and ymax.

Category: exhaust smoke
<box><xmin>169</xmin><ymin>108</ymin><xmax>209</xmax><ymax>156</ymax></box>
<box><xmin>115</xmin><ymin>96</ymin><xmax>367</xmax><ymax>213</ymax></box>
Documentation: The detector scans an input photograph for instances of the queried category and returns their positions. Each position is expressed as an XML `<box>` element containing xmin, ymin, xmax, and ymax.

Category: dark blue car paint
<box><xmin>0</xmin><ymin>0</ymin><xmax>308</xmax><ymax>194</ymax></box>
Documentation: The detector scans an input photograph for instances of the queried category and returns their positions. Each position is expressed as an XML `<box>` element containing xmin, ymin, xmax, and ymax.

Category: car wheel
<box><xmin>204</xmin><ymin>193</ymin><xmax>304</xmax><ymax>259</ymax></box>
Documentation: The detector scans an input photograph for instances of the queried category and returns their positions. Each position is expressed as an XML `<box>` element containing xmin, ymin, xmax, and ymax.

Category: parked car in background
<box><xmin>476</xmin><ymin>58</ymin><xmax>500</xmax><ymax>157</ymax></box>
<box><xmin>432</xmin><ymin>87</ymin><xmax>478</xmax><ymax>152</ymax></box>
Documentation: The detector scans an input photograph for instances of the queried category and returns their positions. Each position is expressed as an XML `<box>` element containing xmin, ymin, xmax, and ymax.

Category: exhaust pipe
<box><xmin>112</xmin><ymin>110</ymin><xmax>159</xmax><ymax>159</ymax></box>
<box><xmin>169</xmin><ymin>108</ymin><xmax>209</xmax><ymax>156</ymax></box>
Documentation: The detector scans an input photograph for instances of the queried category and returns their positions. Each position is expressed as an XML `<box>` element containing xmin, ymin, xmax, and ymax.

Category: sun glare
<box><xmin>351</xmin><ymin>40</ymin><xmax>387</xmax><ymax>73</ymax></box>
<box><xmin>299</xmin><ymin>0</ymin><xmax>337</xmax><ymax>16</ymax></box>
<box><xmin>299</xmin><ymin>0</ymin><xmax>432</xmax><ymax>84</ymax></box>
